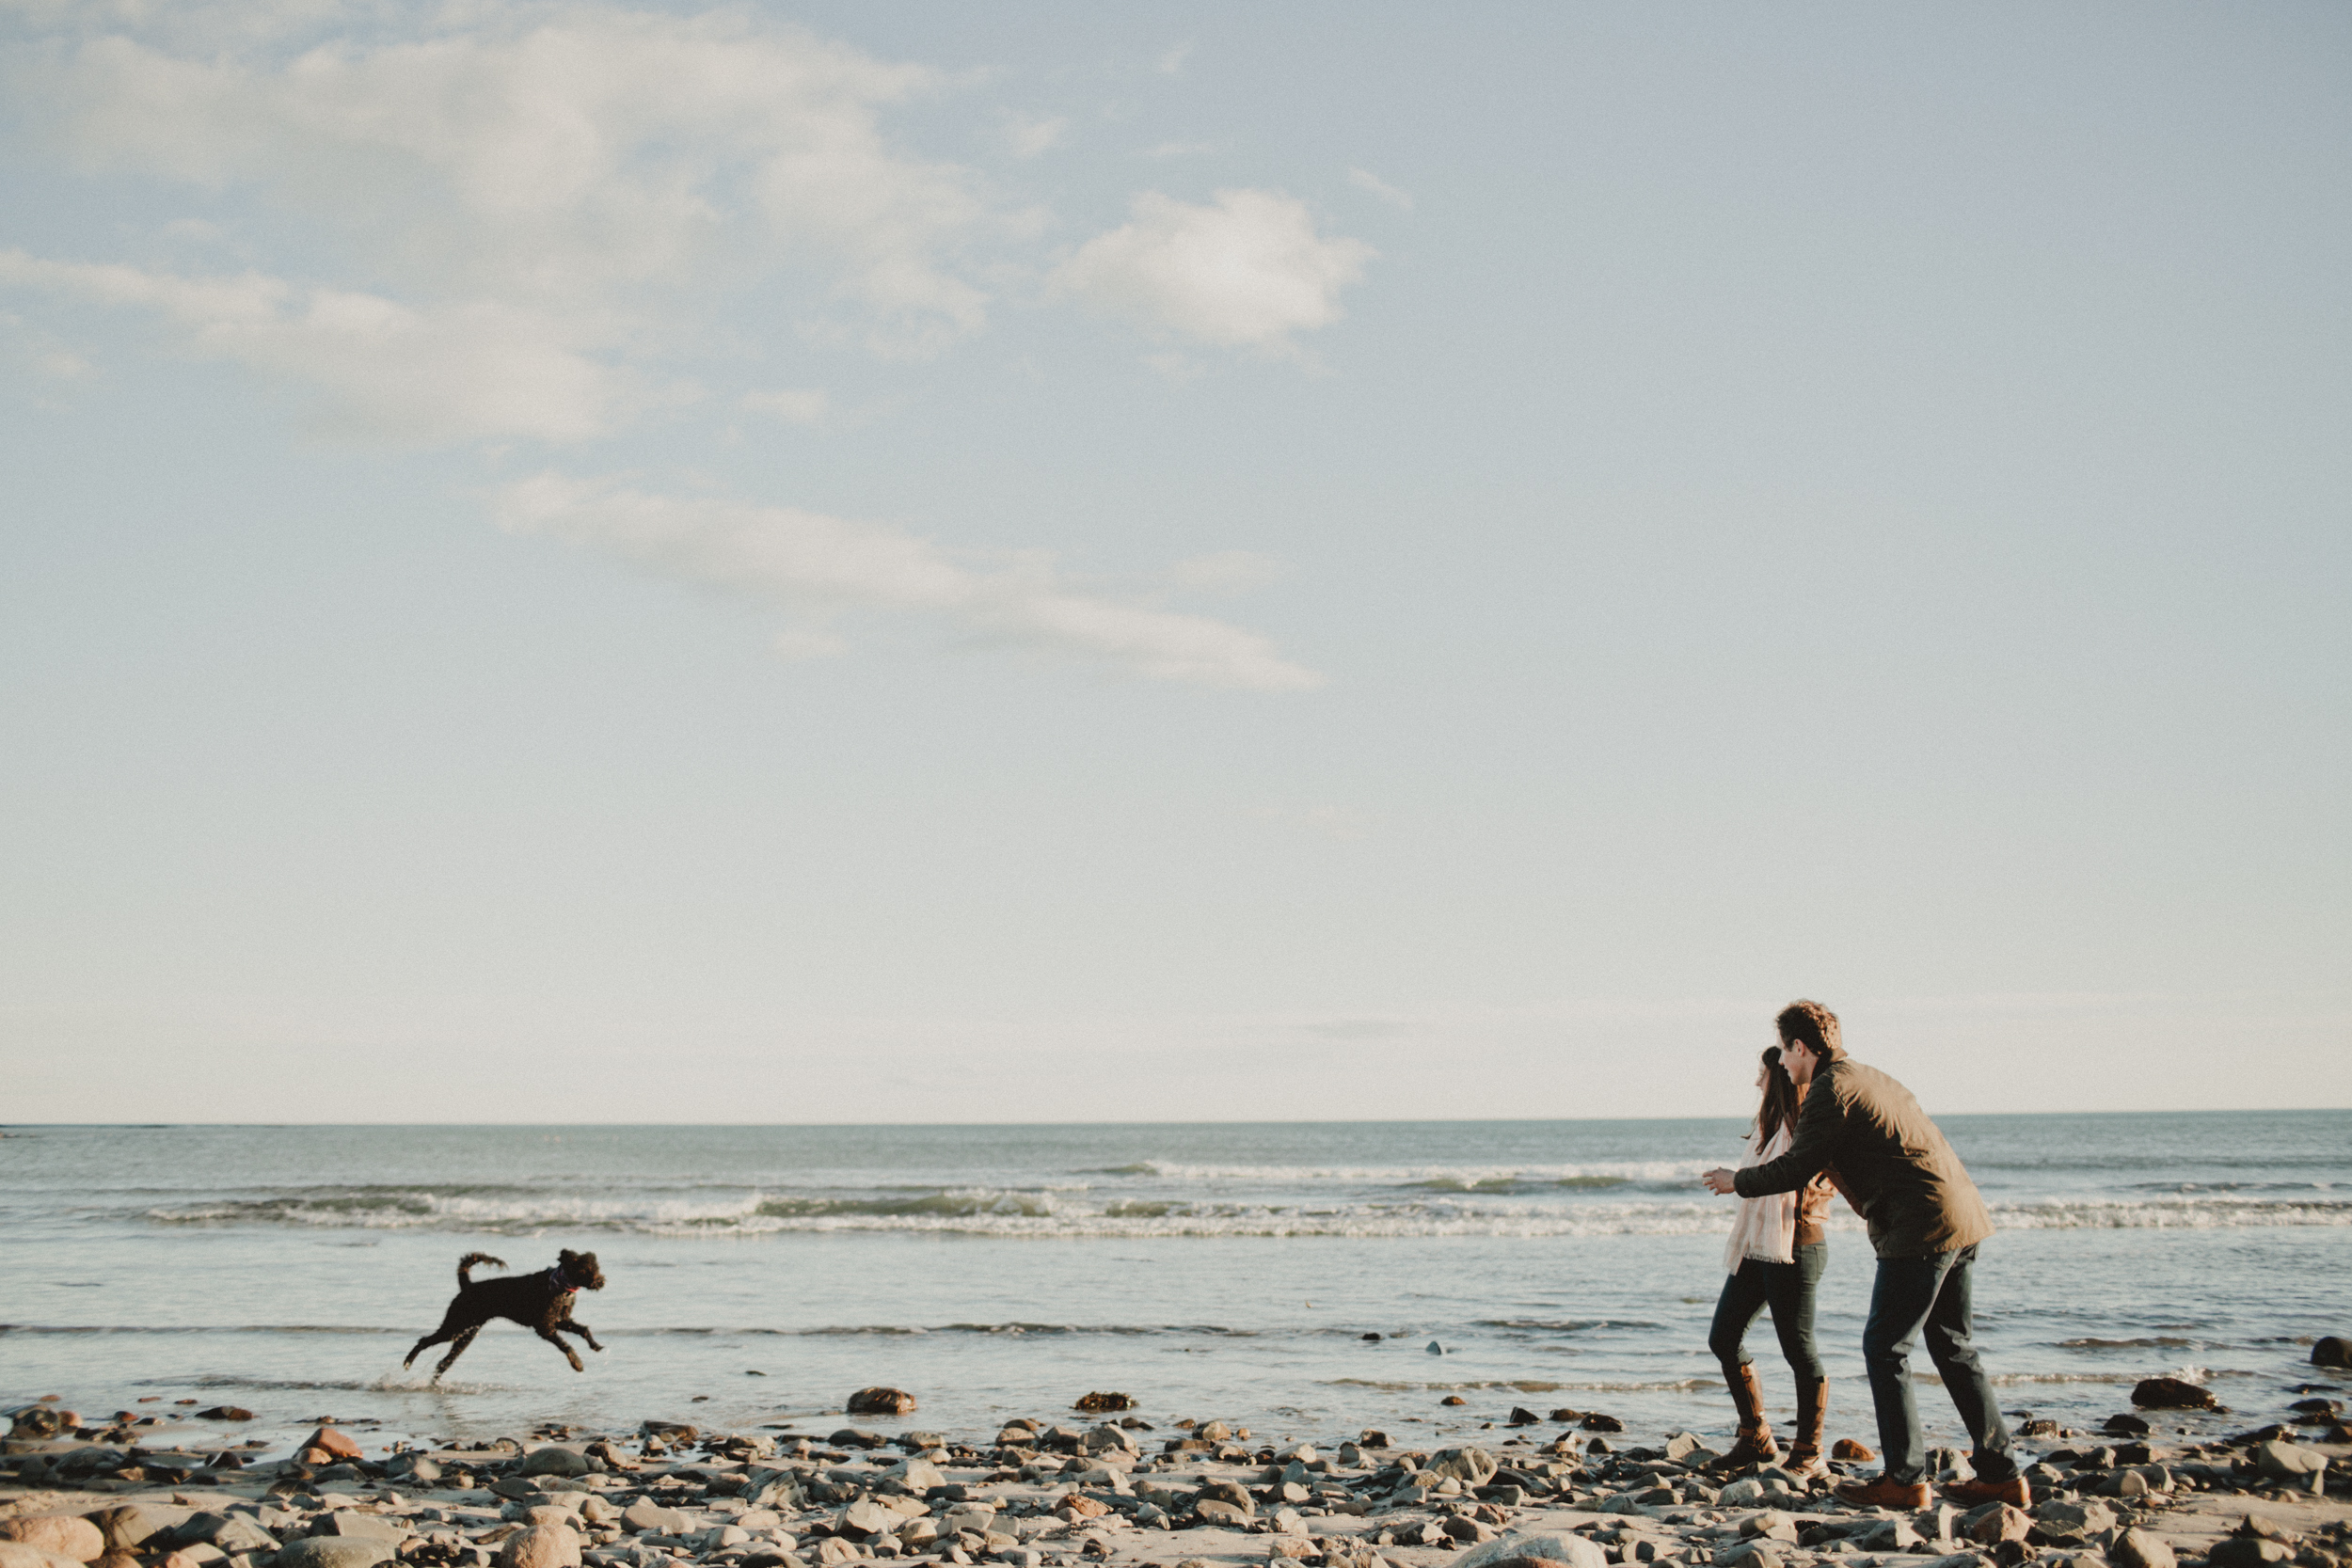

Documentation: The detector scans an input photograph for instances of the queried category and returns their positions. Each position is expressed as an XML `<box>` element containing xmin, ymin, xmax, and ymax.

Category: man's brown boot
<box><xmin>1941</xmin><ymin>1473</ymin><xmax>2029</xmax><ymax>1507</ymax></box>
<box><xmin>1711</xmin><ymin>1363</ymin><xmax>1780</xmax><ymax>1470</ymax></box>
<box><xmin>1784</xmin><ymin>1378</ymin><xmax>1829</xmax><ymax>1481</ymax></box>
<box><xmin>1834</xmin><ymin>1475</ymin><xmax>1931</xmax><ymax>1510</ymax></box>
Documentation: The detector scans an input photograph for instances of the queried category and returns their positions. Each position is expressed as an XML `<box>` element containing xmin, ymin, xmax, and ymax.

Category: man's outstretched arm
<box><xmin>1731</xmin><ymin>1081</ymin><xmax>1843</xmax><ymax>1197</ymax></box>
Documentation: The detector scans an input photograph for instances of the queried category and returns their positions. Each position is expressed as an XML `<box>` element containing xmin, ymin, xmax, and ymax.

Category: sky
<box><xmin>1</xmin><ymin>1</ymin><xmax>2345</xmax><ymax>1124</ymax></box>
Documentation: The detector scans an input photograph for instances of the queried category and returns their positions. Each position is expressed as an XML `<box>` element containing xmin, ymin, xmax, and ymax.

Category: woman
<box><xmin>1705</xmin><ymin>1045</ymin><xmax>1837</xmax><ymax>1477</ymax></box>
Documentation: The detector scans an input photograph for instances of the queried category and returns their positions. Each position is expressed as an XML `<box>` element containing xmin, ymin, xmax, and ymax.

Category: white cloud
<box><xmin>1004</xmin><ymin>116</ymin><xmax>1067</xmax><ymax>158</ymax></box>
<box><xmin>495</xmin><ymin>473</ymin><xmax>1324</xmax><ymax>691</ymax></box>
<box><xmin>1156</xmin><ymin>41</ymin><xmax>1192</xmax><ymax>76</ymax></box>
<box><xmin>1347</xmin><ymin>167</ymin><xmax>1415</xmax><ymax>212</ymax></box>
<box><xmin>1053</xmin><ymin>189</ymin><xmax>1373</xmax><ymax>354</ymax></box>
<box><xmin>18</xmin><ymin>10</ymin><xmax>996</xmax><ymax>365</ymax></box>
<box><xmin>0</xmin><ymin>249</ymin><xmax>622</xmax><ymax>441</ymax></box>
<box><xmin>740</xmin><ymin>388</ymin><xmax>829</xmax><ymax>425</ymax></box>
<box><xmin>1141</xmin><ymin>140</ymin><xmax>1217</xmax><ymax>159</ymax></box>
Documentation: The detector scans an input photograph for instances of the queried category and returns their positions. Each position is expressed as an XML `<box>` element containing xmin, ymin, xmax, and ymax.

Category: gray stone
<box><xmin>617</xmin><ymin>1502</ymin><xmax>690</xmax><ymax>1537</ymax></box>
<box><xmin>838</xmin><ymin>1501</ymin><xmax>900</xmax><ymax>1539</ymax></box>
<box><xmin>1426</xmin><ymin>1448</ymin><xmax>1500</xmax><ymax>1486</ymax></box>
<box><xmin>274</xmin><ymin>1540</ymin><xmax>398</xmax><ymax>1568</ymax></box>
<box><xmin>1851</xmin><ymin>1519</ymin><xmax>1923</xmax><ymax>1554</ymax></box>
<box><xmin>320</xmin><ymin>1516</ymin><xmax>408</xmax><ymax>1544</ymax></box>
<box><xmin>886</xmin><ymin>1459</ymin><xmax>945</xmax><ymax>1493</ymax></box>
<box><xmin>1452</xmin><ymin>1531</ymin><xmax>1609</xmax><ymax>1568</ymax></box>
<box><xmin>2253</xmin><ymin>1441</ymin><xmax>2328</xmax><ymax>1494</ymax></box>
<box><xmin>85</xmin><ymin>1507</ymin><xmax>194</xmax><ymax>1553</ymax></box>
<box><xmin>1740</xmin><ymin>1513</ymin><xmax>1798</xmax><ymax>1544</ymax></box>
<box><xmin>2207</xmin><ymin>1542</ymin><xmax>2293</xmax><ymax>1568</ymax></box>
<box><xmin>185</xmin><ymin>1519</ymin><xmax>276</xmax><ymax>1556</ymax></box>
<box><xmin>521</xmin><ymin>1449</ymin><xmax>592</xmax><ymax>1479</ymax></box>
<box><xmin>1193</xmin><ymin>1500</ymin><xmax>1250</xmax><ymax>1528</ymax></box>
<box><xmin>2034</xmin><ymin>1501</ymin><xmax>2119</xmax><ymax>1540</ymax></box>
<box><xmin>1713</xmin><ymin>1543</ymin><xmax>1782</xmax><ymax>1568</ymax></box>
<box><xmin>1915</xmin><ymin>1555</ymin><xmax>1987</xmax><ymax>1568</ymax></box>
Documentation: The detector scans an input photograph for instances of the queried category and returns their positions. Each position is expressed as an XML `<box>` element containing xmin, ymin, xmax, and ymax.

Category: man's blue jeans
<box><xmin>1863</xmin><ymin>1242</ymin><xmax>2017</xmax><ymax>1484</ymax></box>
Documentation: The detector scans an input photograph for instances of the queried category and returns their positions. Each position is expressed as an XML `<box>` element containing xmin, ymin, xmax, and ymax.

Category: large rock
<box><xmin>2112</xmin><ymin>1528</ymin><xmax>2177</xmax><ymax>1568</ymax></box>
<box><xmin>275</xmin><ymin>1540</ymin><xmax>398</xmax><ymax>1568</ymax></box>
<box><xmin>887</xmin><ymin>1459</ymin><xmax>945</xmax><ymax>1493</ymax></box>
<box><xmin>1193</xmin><ymin>1500</ymin><xmax>1251</xmax><ymax>1528</ymax></box>
<box><xmin>845</xmin><ymin>1388</ymin><xmax>915</xmax><ymax>1417</ymax></box>
<box><xmin>302</xmin><ymin>1426</ymin><xmax>366</xmax><ymax>1462</ymax></box>
<box><xmin>619</xmin><ymin>1501</ymin><xmax>691</xmax><ymax>1536</ymax></box>
<box><xmin>1425</xmin><ymin>1447</ymin><xmax>1500</xmax><ymax>1486</ymax></box>
<box><xmin>2311</xmin><ymin>1337</ymin><xmax>2351</xmax><ymax>1370</ymax></box>
<box><xmin>837</xmin><ymin>1501</ymin><xmax>899</xmax><ymax>1539</ymax></box>
<box><xmin>0</xmin><ymin>1520</ymin><xmax>103</xmax><ymax>1562</ymax></box>
<box><xmin>2130</xmin><ymin>1377</ymin><xmax>2217</xmax><ymax>1411</ymax></box>
<box><xmin>497</xmin><ymin>1525</ymin><xmax>581</xmax><ymax>1568</ymax></box>
<box><xmin>181</xmin><ymin>1516</ymin><xmax>276</xmax><ymax>1555</ymax></box>
<box><xmin>1712</xmin><ymin>1544</ymin><xmax>1781</xmax><ymax>1568</ymax></box>
<box><xmin>320</xmin><ymin>1514</ymin><xmax>409</xmax><ymax>1543</ymax></box>
<box><xmin>2208</xmin><ymin>1542</ymin><xmax>2293</xmax><ymax>1568</ymax></box>
<box><xmin>2033</xmin><ymin>1501</ymin><xmax>2117</xmax><ymax>1540</ymax></box>
<box><xmin>1852</xmin><ymin>1520</ymin><xmax>1924</xmax><ymax>1554</ymax></box>
<box><xmin>82</xmin><ymin>1508</ymin><xmax>193</xmax><ymax>1554</ymax></box>
<box><xmin>2254</xmin><ymin>1440</ymin><xmax>2328</xmax><ymax>1494</ymax></box>
<box><xmin>1965</xmin><ymin>1505</ymin><xmax>2032</xmax><ymax>1545</ymax></box>
<box><xmin>0</xmin><ymin>1544</ymin><xmax>85</xmax><ymax>1568</ymax></box>
<box><xmin>1454</xmin><ymin>1533</ymin><xmax>1608</xmax><ymax>1568</ymax></box>
<box><xmin>521</xmin><ymin>1447</ymin><xmax>592</xmax><ymax>1478</ymax></box>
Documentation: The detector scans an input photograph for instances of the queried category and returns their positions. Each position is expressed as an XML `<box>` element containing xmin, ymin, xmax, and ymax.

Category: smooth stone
<box><xmin>322</xmin><ymin>1515</ymin><xmax>409</xmax><ymax>1543</ymax></box>
<box><xmin>275</xmin><ymin>1540</ymin><xmax>397</xmax><ymax>1568</ymax></box>
<box><xmin>1454</xmin><ymin>1533</ymin><xmax>1609</xmax><ymax>1568</ymax></box>
<box><xmin>498</xmin><ymin>1525</ymin><xmax>581</xmax><ymax>1568</ymax></box>
<box><xmin>83</xmin><ymin>1507</ymin><xmax>193</xmax><ymax>1553</ymax></box>
<box><xmin>2112</xmin><ymin>1528</ymin><xmax>2177</xmax><ymax>1568</ymax></box>
<box><xmin>0</xmin><ymin>1523</ymin><xmax>102</xmax><ymax>1564</ymax></box>
<box><xmin>2253</xmin><ymin>1440</ymin><xmax>2328</xmax><ymax>1493</ymax></box>
<box><xmin>2207</xmin><ymin>1542</ymin><xmax>2293</xmax><ymax>1568</ymax></box>
<box><xmin>521</xmin><ymin>1449</ymin><xmax>592</xmax><ymax>1478</ymax></box>
<box><xmin>619</xmin><ymin>1502</ymin><xmax>691</xmax><ymax>1536</ymax></box>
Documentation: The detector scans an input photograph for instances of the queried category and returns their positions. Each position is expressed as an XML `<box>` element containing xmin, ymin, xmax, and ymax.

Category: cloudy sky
<box><xmin>2</xmin><ymin>2</ymin><xmax>2345</xmax><ymax>1123</ymax></box>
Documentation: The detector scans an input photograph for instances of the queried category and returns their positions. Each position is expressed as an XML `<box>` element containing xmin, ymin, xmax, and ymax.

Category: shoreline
<box><xmin>5</xmin><ymin>1395</ymin><xmax>2347</xmax><ymax>1568</ymax></box>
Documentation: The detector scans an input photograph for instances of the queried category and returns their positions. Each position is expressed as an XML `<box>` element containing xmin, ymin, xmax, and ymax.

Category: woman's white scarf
<box><xmin>1724</xmin><ymin>1119</ymin><xmax>1796</xmax><ymax>1272</ymax></box>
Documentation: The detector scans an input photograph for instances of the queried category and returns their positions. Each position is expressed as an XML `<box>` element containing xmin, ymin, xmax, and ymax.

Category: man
<box><xmin>1702</xmin><ymin>1000</ymin><xmax>2026</xmax><ymax>1510</ymax></box>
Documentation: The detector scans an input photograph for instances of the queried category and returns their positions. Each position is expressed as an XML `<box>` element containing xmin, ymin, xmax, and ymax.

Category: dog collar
<box><xmin>547</xmin><ymin>1266</ymin><xmax>579</xmax><ymax>1292</ymax></box>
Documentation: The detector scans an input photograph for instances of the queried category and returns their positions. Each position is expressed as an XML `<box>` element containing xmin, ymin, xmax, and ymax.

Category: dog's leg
<box><xmin>533</xmin><ymin>1323</ymin><xmax>586</xmax><ymax>1372</ymax></box>
<box><xmin>434</xmin><ymin>1323</ymin><xmax>484</xmax><ymax>1378</ymax></box>
<box><xmin>405</xmin><ymin>1330</ymin><xmax>449</xmax><ymax>1370</ymax></box>
<box><xmin>557</xmin><ymin>1318</ymin><xmax>605</xmax><ymax>1354</ymax></box>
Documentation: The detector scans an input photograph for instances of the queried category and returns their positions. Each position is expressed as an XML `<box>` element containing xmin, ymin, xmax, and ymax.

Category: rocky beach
<box><xmin>7</xmin><ymin>1354</ymin><xmax>2350</xmax><ymax>1568</ymax></box>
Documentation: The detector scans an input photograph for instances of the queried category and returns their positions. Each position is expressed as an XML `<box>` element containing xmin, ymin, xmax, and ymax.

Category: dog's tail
<box><xmin>457</xmin><ymin>1252</ymin><xmax>507</xmax><ymax>1287</ymax></box>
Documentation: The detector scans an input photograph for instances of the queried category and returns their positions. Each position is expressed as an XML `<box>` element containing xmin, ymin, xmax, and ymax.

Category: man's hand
<box><xmin>1701</xmin><ymin>1167</ymin><xmax>1739</xmax><ymax>1196</ymax></box>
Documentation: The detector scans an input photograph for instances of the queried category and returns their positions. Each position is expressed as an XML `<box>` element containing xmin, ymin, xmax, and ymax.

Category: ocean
<box><xmin>3</xmin><ymin>1113</ymin><xmax>2345</xmax><ymax>1459</ymax></box>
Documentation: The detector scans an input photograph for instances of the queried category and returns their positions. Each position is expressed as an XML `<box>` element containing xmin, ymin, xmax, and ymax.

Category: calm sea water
<box><xmin>3</xmin><ymin>1114</ymin><xmax>2346</xmax><ymax>1459</ymax></box>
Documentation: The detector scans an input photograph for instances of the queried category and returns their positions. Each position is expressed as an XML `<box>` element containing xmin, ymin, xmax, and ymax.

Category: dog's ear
<box><xmin>559</xmin><ymin>1248</ymin><xmax>580</xmax><ymax>1264</ymax></box>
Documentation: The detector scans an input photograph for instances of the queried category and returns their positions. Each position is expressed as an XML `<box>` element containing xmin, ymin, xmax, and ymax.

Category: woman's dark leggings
<box><xmin>1708</xmin><ymin>1241</ymin><xmax>1827</xmax><ymax>1383</ymax></box>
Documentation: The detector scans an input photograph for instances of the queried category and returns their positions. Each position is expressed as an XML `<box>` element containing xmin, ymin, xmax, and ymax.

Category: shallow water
<box><xmin>2</xmin><ymin>1114</ymin><xmax>2344</xmax><ymax>1457</ymax></box>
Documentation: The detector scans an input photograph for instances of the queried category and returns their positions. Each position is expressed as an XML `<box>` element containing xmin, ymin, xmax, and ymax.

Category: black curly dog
<box><xmin>404</xmin><ymin>1249</ymin><xmax>607</xmax><ymax>1376</ymax></box>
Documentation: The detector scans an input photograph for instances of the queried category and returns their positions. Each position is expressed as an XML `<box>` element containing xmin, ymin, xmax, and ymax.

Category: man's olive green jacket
<box><xmin>1733</xmin><ymin>1056</ymin><xmax>1994</xmax><ymax>1259</ymax></box>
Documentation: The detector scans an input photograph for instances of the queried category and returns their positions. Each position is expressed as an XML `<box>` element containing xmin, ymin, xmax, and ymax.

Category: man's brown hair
<box><xmin>1775</xmin><ymin>999</ymin><xmax>1844</xmax><ymax>1060</ymax></box>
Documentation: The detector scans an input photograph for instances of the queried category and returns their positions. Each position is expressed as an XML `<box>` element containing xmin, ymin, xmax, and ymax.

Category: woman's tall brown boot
<box><xmin>1784</xmin><ymin>1377</ymin><xmax>1828</xmax><ymax>1481</ymax></box>
<box><xmin>1711</xmin><ymin>1363</ymin><xmax>1780</xmax><ymax>1470</ymax></box>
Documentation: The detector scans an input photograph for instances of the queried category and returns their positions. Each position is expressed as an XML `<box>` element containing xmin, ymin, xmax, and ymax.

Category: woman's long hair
<box><xmin>1752</xmin><ymin>1046</ymin><xmax>1800</xmax><ymax>1146</ymax></box>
